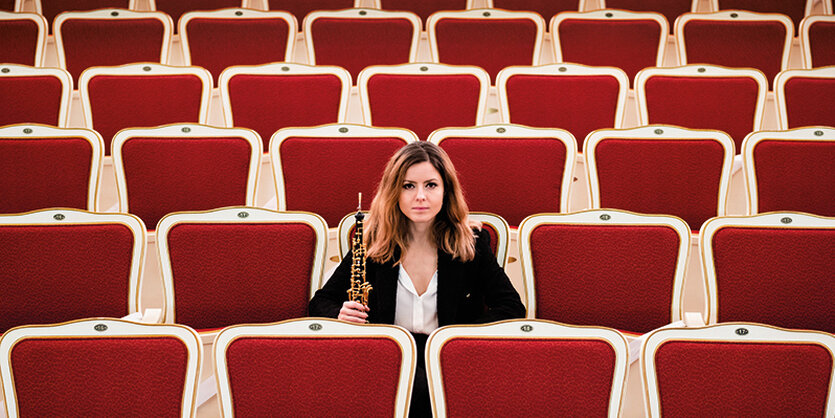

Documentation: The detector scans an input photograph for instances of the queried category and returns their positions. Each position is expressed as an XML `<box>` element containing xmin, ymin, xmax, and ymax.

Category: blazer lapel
<box><xmin>373</xmin><ymin>261</ymin><xmax>398</xmax><ymax>325</ymax></box>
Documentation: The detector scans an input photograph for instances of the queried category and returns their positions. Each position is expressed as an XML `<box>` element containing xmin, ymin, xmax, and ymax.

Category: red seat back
<box><xmin>716</xmin><ymin>0</ymin><xmax>808</xmax><ymax>35</ymax></box>
<box><xmin>603</xmin><ymin>0</ymin><xmax>693</xmax><ymax>34</ymax></box>
<box><xmin>152</xmin><ymin>0</ymin><xmax>241</xmax><ymax>30</ymax></box>
<box><xmin>266</xmin><ymin>0</ymin><xmax>356</xmax><ymax>26</ymax></box>
<box><xmin>41</xmin><ymin>0</ymin><xmax>130</xmax><ymax>32</ymax></box>
<box><xmin>0</xmin><ymin>13</ymin><xmax>45</xmax><ymax>66</ymax></box>
<box><xmin>775</xmin><ymin>69</ymin><xmax>835</xmax><ymax>129</ymax></box>
<box><xmin>0</xmin><ymin>65</ymin><xmax>71</xmax><ymax>127</ymax></box>
<box><xmin>803</xmin><ymin>16</ymin><xmax>835</xmax><ymax>67</ymax></box>
<box><xmin>379</xmin><ymin>0</ymin><xmax>467</xmax><ymax>26</ymax></box>
<box><xmin>491</xmin><ymin>0</ymin><xmax>580</xmax><ymax>21</ymax></box>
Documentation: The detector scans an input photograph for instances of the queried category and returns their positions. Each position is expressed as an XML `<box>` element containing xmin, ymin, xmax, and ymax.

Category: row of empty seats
<box><xmin>1</xmin><ymin>317</ymin><xmax>833</xmax><ymax>416</ymax></box>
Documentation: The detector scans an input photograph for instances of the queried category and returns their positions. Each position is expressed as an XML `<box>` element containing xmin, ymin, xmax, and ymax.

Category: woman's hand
<box><xmin>338</xmin><ymin>301</ymin><xmax>369</xmax><ymax>323</ymax></box>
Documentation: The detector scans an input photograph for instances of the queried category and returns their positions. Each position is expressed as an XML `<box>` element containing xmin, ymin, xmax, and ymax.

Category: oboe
<box><xmin>347</xmin><ymin>193</ymin><xmax>372</xmax><ymax>307</ymax></box>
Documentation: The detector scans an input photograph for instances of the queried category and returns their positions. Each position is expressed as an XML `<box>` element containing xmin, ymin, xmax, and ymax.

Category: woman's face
<box><xmin>398</xmin><ymin>161</ymin><xmax>444</xmax><ymax>227</ymax></box>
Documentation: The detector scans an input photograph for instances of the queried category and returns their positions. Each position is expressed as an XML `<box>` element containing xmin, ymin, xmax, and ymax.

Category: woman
<box><xmin>309</xmin><ymin>141</ymin><xmax>525</xmax><ymax>416</ymax></box>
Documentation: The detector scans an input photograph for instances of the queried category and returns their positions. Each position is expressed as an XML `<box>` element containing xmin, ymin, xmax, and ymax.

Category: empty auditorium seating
<box><xmin>487</xmin><ymin>0</ymin><xmax>582</xmax><ymax>20</ymax></box>
<box><xmin>0</xmin><ymin>124</ymin><xmax>102</xmax><ymax>213</ymax></box>
<box><xmin>426</xmin><ymin>319</ymin><xmax>629</xmax><ymax>417</ymax></box>
<box><xmin>496</xmin><ymin>63</ymin><xmax>628</xmax><ymax>149</ymax></box>
<box><xmin>149</xmin><ymin>0</ymin><xmax>244</xmax><ymax>31</ymax></box>
<box><xmin>551</xmin><ymin>10</ymin><xmax>668</xmax><ymax>85</ymax></box>
<box><xmin>213</xmin><ymin>318</ymin><xmax>415</xmax><ymax>416</ymax></box>
<box><xmin>270</xmin><ymin>123</ymin><xmax>416</xmax><ymax>227</ymax></box>
<box><xmin>600</xmin><ymin>0</ymin><xmax>696</xmax><ymax>34</ymax></box>
<box><xmin>0</xmin><ymin>208</ymin><xmax>145</xmax><ymax>334</ymax></box>
<box><xmin>707</xmin><ymin>0</ymin><xmax>824</xmax><ymax>36</ymax></box>
<box><xmin>219</xmin><ymin>63</ymin><xmax>351</xmax><ymax>151</ymax></box>
<box><xmin>54</xmin><ymin>9</ymin><xmax>173</xmax><ymax>84</ymax></box>
<box><xmin>634</xmin><ymin>65</ymin><xmax>767</xmax><ymax>152</ymax></box>
<box><xmin>179</xmin><ymin>8</ymin><xmax>296</xmax><ymax>86</ymax></box>
<box><xmin>111</xmin><ymin>124</ymin><xmax>260</xmax><ymax>230</ymax></box>
<box><xmin>358</xmin><ymin>63</ymin><xmax>489</xmax><ymax>140</ymax></box>
<box><xmin>0</xmin><ymin>64</ymin><xmax>72</xmax><ymax>127</ymax></box>
<box><xmin>79</xmin><ymin>63</ymin><xmax>212</xmax><ymax>155</ymax></box>
<box><xmin>265</xmin><ymin>0</ymin><xmax>359</xmax><ymax>29</ymax></box>
<box><xmin>0</xmin><ymin>318</ymin><xmax>201</xmax><ymax>416</ymax></box>
<box><xmin>742</xmin><ymin>127</ymin><xmax>835</xmax><ymax>216</ymax></box>
<box><xmin>518</xmin><ymin>209</ymin><xmax>691</xmax><ymax>334</ymax></box>
<box><xmin>35</xmin><ymin>0</ymin><xmax>137</xmax><ymax>33</ymax></box>
<box><xmin>156</xmin><ymin>207</ymin><xmax>327</xmax><ymax>332</ymax></box>
<box><xmin>427</xmin><ymin>9</ymin><xmax>545</xmax><ymax>83</ymax></box>
<box><xmin>774</xmin><ymin>67</ymin><xmax>835</xmax><ymax>129</ymax></box>
<box><xmin>701</xmin><ymin>212</ymin><xmax>835</xmax><ymax>334</ymax></box>
<box><xmin>429</xmin><ymin>124</ymin><xmax>576</xmax><ymax>226</ymax></box>
<box><xmin>800</xmin><ymin>15</ymin><xmax>835</xmax><ymax>68</ymax></box>
<box><xmin>0</xmin><ymin>11</ymin><xmax>47</xmax><ymax>66</ymax></box>
<box><xmin>304</xmin><ymin>8</ymin><xmax>420</xmax><ymax>83</ymax></box>
<box><xmin>374</xmin><ymin>0</ymin><xmax>470</xmax><ymax>26</ymax></box>
<box><xmin>0</xmin><ymin>0</ymin><xmax>18</xmax><ymax>11</ymax></box>
<box><xmin>585</xmin><ymin>125</ymin><xmax>733</xmax><ymax>232</ymax></box>
<box><xmin>642</xmin><ymin>323</ymin><xmax>835</xmax><ymax>417</ymax></box>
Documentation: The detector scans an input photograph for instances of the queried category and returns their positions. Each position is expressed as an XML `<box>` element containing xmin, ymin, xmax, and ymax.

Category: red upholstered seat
<box><xmin>271</xmin><ymin>124</ymin><xmax>415</xmax><ymax>227</ymax></box>
<box><xmin>0</xmin><ymin>125</ymin><xmax>102</xmax><ymax>213</ymax></box>
<box><xmin>38</xmin><ymin>0</ymin><xmax>134</xmax><ymax>33</ymax></box>
<box><xmin>518</xmin><ymin>210</ymin><xmax>691</xmax><ymax>334</ymax></box>
<box><xmin>426</xmin><ymin>320</ymin><xmax>629</xmax><ymax>417</ymax></box>
<box><xmin>304</xmin><ymin>9</ymin><xmax>420</xmax><ymax>83</ymax></box>
<box><xmin>586</xmin><ymin>126</ymin><xmax>733</xmax><ymax>232</ymax></box>
<box><xmin>742</xmin><ymin>128</ymin><xmax>835</xmax><ymax>216</ymax></box>
<box><xmin>157</xmin><ymin>208</ymin><xmax>326</xmax><ymax>330</ymax></box>
<box><xmin>430</xmin><ymin>124</ymin><xmax>576</xmax><ymax>227</ymax></box>
<box><xmin>180</xmin><ymin>9</ymin><xmax>295</xmax><ymax>86</ymax></box>
<box><xmin>601</xmin><ymin>0</ymin><xmax>695</xmax><ymax>34</ymax></box>
<box><xmin>376</xmin><ymin>0</ymin><xmax>469</xmax><ymax>27</ymax></box>
<box><xmin>150</xmin><ymin>0</ymin><xmax>242</xmax><ymax>32</ymax></box>
<box><xmin>497</xmin><ymin>64</ymin><xmax>628</xmax><ymax>150</ymax></box>
<box><xmin>54</xmin><ymin>9</ymin><xmax>172</xmax><ymax>85</ymax></box>
<box><xmin>701</xmin><ymin>213</ymin><xmax>835</xmax><ymax>333</ymax></box>
<box><xmin>427</xmin><ymin>9</ymin><xmax>544</xmax><ymax>84</ymax></box>
<box><xmin>800</xmin><ymin>15</ymin><xmax>835</xmax><ymax>68</ymax></box>
<box><xmin>0</xmin><ymin>64</ymin><xmax>72</xmax><ymax>127</ymax></box>
<box><xmin>0</xmin><ymin>209</ymin><xmax>144</xmax><ymax>334</ymax></box>
<box><xmin>0</xmin><ymin>12</ymin><xmax>46</xmax><ymax>66</ymax></box>
<box><xmin>0</xmin><ymin>319</ymin><xmax>201</xmax><ymax>416</ymax></box>
<box><xmin>489</xmin><ymin>0</ymin><xmax>581</xmax><ymax>21</ymax></box>
<box><xmin>213</xmin><ymin>318</ymin><xmax>415</xmax><ymax>417</ymax></box>
<box><xmin>358</xmin><ymin>63</ymin><xmax>489</xmax><ymax>140</ymax></box>
<box><xmin>552</xmin><ymin>10</ymin><xmax>668</xmax><ymax>86</ymax></box>
<box><xmin>112</xmin><ymin>124</ymin><xmax>259</xmax><ymax>230</ymax></box>
<box><xmin>712</xmin><ymin>0</ymin><xmax>815</xmax><ymax>36</ymax></box>
<box><xmin>266</xmin><ymin>0</ymin><xmax>357</xmax><ymax>28</ymax></box>
<box><xmin>675</xmin><ymin>11</ymin><xmax>792</xmax><ymax>86</ymax></box>
<box><xmin>79</xmin><ymin>63</ymin><xmax>211</xmax><ymax>155</ymax></box>
<box><xmin>635</xmin><ymin>65</ymin><xmax>767</xmax><ymax>152</ymax></box>
<box><xmin>774</xmin><ymin>67</ymin><xmax>835</xmax><ymax>130</ymax></box>
<box><xmin>643</xmin><ymin>323</ymin><xmax>835</xmax><ymax>417</ymax></box>
<box><xmin>220</xmin><ymin>63</ymin><xmax>351</xmax><ymax>152</ymax></box>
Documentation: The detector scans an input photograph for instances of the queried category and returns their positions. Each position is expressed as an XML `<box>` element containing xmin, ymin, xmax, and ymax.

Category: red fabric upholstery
<box><xmin>0</xmin><ymin>224</ymin><xmax>134</xmax><ymax>333</ymax></box>
<box><xmin>654</xmin><ymin>341</ymin><xmax>832</xmax><ymax>416</ymax></box>
<box><xmin>643</xmin><ymin>76</ymin><xmax>759</xmax><ymax>151</ymax></box>
<box><xmin>59</xmin><ymin>18</ymin><xmax>165</xmax><ymax>84</ymax></box>
<box><xmin>42</xmin><ymin>0</ymin><xmax>130</xmax><ymax>33</ymax></box>
<box><xmin>310</xmin><ymin>17</ymin><xmax>415</xmax><ymax>83</ymax></box>
<box><xmin>11</xmin><ymin>337</ymin><xmax>188</xmax><ymax>415</ymax></box>
<box><xmin>279</xmin><ymin>136</ymin><xmax>403</xmax><ymax>226</ymax></box>
<box><xmin>480</xmin><ymin>223</ymin><xmax>498</xmax><ymax>255</ymax></box>
<box><xmin>529</xmin><ymin>224</ymin><xmax>681</xmax><ymax>333</ymax></box>
<box><xmin>782</xmin><ymin>77</ymin><xmax>835</xmax><ymax>128</ymax></box>
<box><xmin>440</xmin><ymin>338</ymin><xmax>616</xmax><ymax>416</ymax></box>
<box><xmin>718</xmin><ymin>0</ymin><xmax>806</xmax><ymax>36</ymax></box>
<box><xmin>0</xmin><ymin>138</ymin><xmax>93</xmax><ymax>213</ymax></box>
<box><xmin>379</xmin><ymin>0</ymin><xmax>467</xmax><ymax>27</ymax></box>
<box><xmin>594</xmin><ymin>138</ymin><xmax>724</xmax><ymax>231</ymax></box>
<box><xmin>0</xmin><ymin>76</ymin><xmax>64</xmax><ymax>126</ymax></box>
<box><xmin>167</xmin><ymin>222</ymin><xmax>316</xmax><ymax>329</ymax></box>
<box><xmin>808</xmin><ymin>20</ymin><xmax>835</xmax><ymax>67</ymax></box>
<box><xmin>267</xmin><ymin>0</ymin><xmax>355</xmax><ymax>27</ymax></box>
<box><xmin>604</xmin><ymin>0</ymin><xmax>691</xmax><ymax>34</ymax></box>
<box><xmin>88</xmin><ymin>74</ymin><xmax>204</xmax><ymax>155</ymax></box>
<box><xmin>121</xmin><ymin>137</ymin><xmax>251</xmax><ymax>229</ymax></box>
<box><xmin>0</xmin><ymin>0</ymin><xmax>15</xmax><ymax>10</ymax></box>
<box><xmin>492</xmin><ymin>0</ymin><xmax>580</xmax><ymax>21</ymax></box>
<box><xmin>366</xmin><ymin>74</ymin><xmax>481</xmax><ymax>140</ymax></box>
<box><xmin>185</xmin><ymin>17</ymin><xmax>291</xmax><ymax>85</ymax></box>
<box><xmin>752</xmin><ymin>139</ymin><xmax>835</xmax><ymax>216</ymax></box>
<box><xmin>440</xmin><ymin>137</ymin><xmax>567</xmax><ymax>226</ymax></box>
<box><xmin>153</xmin><ymin>0</ymin><xmax>241</xmax><ymax>32</ymax></box>
<box><xmin>227</xmin><ymin>74</ymin><xmax>344</xmax><ymax>151</ymax></box>
<box><xmin>434</xmin><ymin>18</ymin><xmax>539</xmax><ymax>83</ymax></box>
<box><xmin>225</xmin><ymin>336</ymin><xmax>402</xmax><ymax>416</ymax></box>
<box><xmin>682</xmin><ymin>20</ymin><xmax>788</xmax><ymax>85</ymax></box>
<box><xmin>0</xmin><ymin>19</ymin><xmax>41</xmax><ymax>65</ymax></box>
<box><xmin>504</xmin><ymin>74</ymin><xmax>620</xmax><ymax>149</ymax></box>
<box><xmin>710</xmin><ymin>227</ymin><xmax>835</xmax><ymax>333</ymax></box>
<box><xmin>557</xmin><ymin>18</ymin><xmax>664</xmax><ymax>85</ymax></box>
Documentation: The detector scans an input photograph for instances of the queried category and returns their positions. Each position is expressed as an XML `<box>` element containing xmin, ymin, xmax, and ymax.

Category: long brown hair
<box><xmin>365</xmin><ymin>141</ymin><xmax>475</xmax><ymax>263</ymax></box>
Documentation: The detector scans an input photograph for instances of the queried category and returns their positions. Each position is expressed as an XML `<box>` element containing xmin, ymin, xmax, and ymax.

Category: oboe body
<box><xmin>347</xmin><ymin>193</ymin><xmax>372</xmax><ymax>307</ymax></box>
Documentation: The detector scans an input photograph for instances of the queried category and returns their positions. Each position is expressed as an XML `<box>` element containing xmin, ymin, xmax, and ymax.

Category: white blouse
<box><xmin>394</xmin><ymin>265</ymin><xmax>439</xmax><ymax>335</ymax></box>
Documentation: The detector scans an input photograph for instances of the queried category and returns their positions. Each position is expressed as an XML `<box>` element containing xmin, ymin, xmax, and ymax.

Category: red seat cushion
<box><xmin>781</xmin><ymin>76</ymin><xmax>835</xmax><ymax>128</ymax></box>
<box><xmin>492</xmin><ymin>0</ymin><xmax>579</xmax><ymax>21</ymax></box>
<box><xmin>807</xmin><ymin>20</ymin><xmax>835</xmax><ymax>67</ymax></box>
<box><xmin>0</xmin><ymin>18</ymin><xmax>41</xmax><ymax>65</ymax></box>
<box><xmin>0</xmin><ymin>75</ymin><xmax>64</xmax><ymax>126</ymax></box>
<box><xmin>752</xmin><ymin>139</ymin><xmax>835</xmax><ymax>216</ymax></box>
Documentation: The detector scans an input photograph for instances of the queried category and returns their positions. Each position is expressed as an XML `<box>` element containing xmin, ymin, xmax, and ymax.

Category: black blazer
<box><xmin>309</xmin><ymin>230</ymin><xmax>526</xmax><ymax>326</ymax></box>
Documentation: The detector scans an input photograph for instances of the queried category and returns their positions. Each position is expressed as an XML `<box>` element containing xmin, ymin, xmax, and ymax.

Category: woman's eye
<box><xmin>426</xmin><ymin>182</ymin><xmax>437</xmax><ymax>189</ymax></box>
<box><xmin>402</xmin><ymin>183</ymin><xmax>414</xmax><ymax>190</ymax></box>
